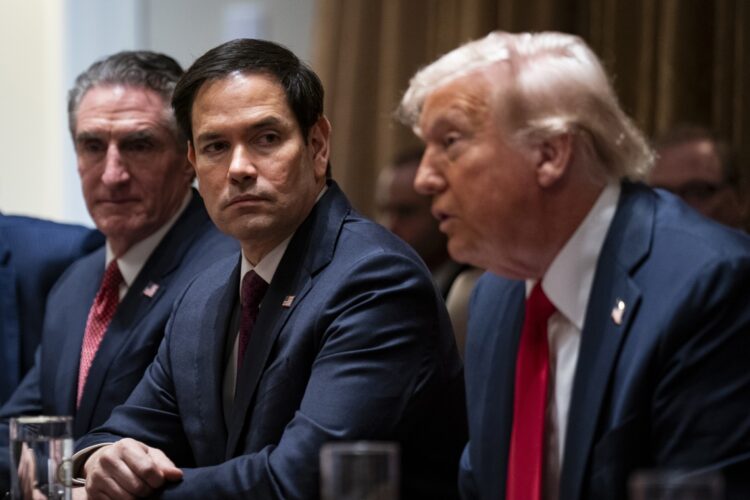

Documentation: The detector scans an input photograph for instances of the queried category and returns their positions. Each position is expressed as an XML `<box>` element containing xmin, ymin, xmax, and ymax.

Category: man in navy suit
<box><xmin>398</xmin><ymin>31</ymin><xmax>750</xmax><ymax>500</ymax></box>
<box><xmin>0</xmin><ymin>51</ymin><xmax>237</xmax><ymax>493</ymax></box>
<box><xmin>0</xmin><ymin>215</ymin><xmax>102</xmax><ymax>404</ymax></box>
<box><xmin>75</xmin><ymin>39</ymin><xmax>466</xmax><ymax>499</ymax></box>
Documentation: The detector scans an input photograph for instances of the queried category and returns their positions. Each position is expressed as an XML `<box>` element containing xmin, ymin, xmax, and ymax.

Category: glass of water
<box><xmin>9</xmin><ymin>416</ymin><xmax>73</xmax><ymax>500</ymax></box>
<box><xmin>320</xmin><ymin>441</ymin><xmax>399</xmax><ymax>500</ymax></box>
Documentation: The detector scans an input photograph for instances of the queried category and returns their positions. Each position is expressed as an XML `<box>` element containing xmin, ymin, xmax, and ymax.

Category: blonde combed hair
<box><xmin>398</xmin><ymin>31</ymin><xmax>654</xmax><ymax>181</ymax></box>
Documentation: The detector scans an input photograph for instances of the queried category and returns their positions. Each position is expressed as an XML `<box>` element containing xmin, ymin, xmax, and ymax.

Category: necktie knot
<box><xmin>241</xmin><ymin>270</ymin><xmax>268</xmax><ymax>310</ymax></box>
<box><xmin>237</xmin><ymin>270</ymin><xmax>269</xmax><ymax>371</ymax></box>
<box><xmin>526</xmin><ymin>282</ymin><xmax>556</xmax><ymax>328</ymax></box>
<box><xmin>101</xmin><ymin>259</ymin><xmax>124</xmax><ymax>297</ymax></box>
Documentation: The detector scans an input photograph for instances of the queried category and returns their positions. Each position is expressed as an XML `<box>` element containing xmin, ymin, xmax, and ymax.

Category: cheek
<box><xmin>79</xmin><ymin>171</ymin><xmax>99</xmax><ymax>196</ymax></box>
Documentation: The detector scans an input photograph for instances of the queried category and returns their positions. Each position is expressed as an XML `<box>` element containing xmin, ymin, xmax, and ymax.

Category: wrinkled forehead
<box><xmin>415</xmin><ymin>65</ymin><xmax>511</xmax><ymax>137</ymax></box>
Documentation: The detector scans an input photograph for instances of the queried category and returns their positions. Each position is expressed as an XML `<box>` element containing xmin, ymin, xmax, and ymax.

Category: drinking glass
<box><xmin>320</xmin><ymin>441</ymin><xmax>399</xmax><ymax>500</ymax></box>
<box><xmin>8</xmin><ymin>416</ymin><xmax>73</xmax><ymax>500</ymax></box>
<box><xmin>629</xmin><ymin>469</ymin><xmax>724</xmax><ymax>500</ymax></box>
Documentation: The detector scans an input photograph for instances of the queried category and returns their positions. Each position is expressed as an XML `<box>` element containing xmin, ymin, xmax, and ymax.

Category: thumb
<box><xmin>148</xmin><ymin>447</ymin><xmax>183</xmax><ymax>482</ymax></box>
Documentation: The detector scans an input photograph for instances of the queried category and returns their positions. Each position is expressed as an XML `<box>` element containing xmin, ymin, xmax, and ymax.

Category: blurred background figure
<box><xmin>650</xmin><ymin>124</ymin><xmax>745</xmax><ymax>229</ymax></box>
<box><xmin>375</xmin><ymin>149</ymin><xmax>480</xmax><ymax>356</ymax></box>
<box><xmin>376</xmin><ymin>149</ymin><xmax>459</xmax><ymax>296</ymax></box>
<box><xmin>0</xmin><ymin>214</ymin><xmax>102</xmax><ymax>404</ymax></box>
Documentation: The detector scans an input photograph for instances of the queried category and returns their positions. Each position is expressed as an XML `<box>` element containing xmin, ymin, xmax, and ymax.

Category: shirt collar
<box><xmin>238</xmin><ymin>185</ymin><xmax>327</xmax><ymax>292</ymax></box>
<box><xmin>105</xmin><ymin>191</ymin><xmax>192</xmax><ymax>288</ymax></box>
<box><xmin>528</xmin><ymin>182</ymin><xmax>621</xmax><ymax>330</ymax></box>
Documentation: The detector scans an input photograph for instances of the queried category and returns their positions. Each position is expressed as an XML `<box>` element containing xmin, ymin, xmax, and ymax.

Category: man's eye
<box><xmin>80</xmin><ymin>140</ymin><xmax>105</xmax><ymax>154</ymax></box>
<box><xmin>123</xmin><ymin>139</ymin><xmax>154</xmax><ymax>152</ymax></box>
<box><xmin>257</xmin><ymin>133</ymin><xmax>280</xmax><ymax>146</ymax></box>
<box><xmin>443</xmin><ymin>133</ymin><xmax>460</xmax><ymax>148</ymax></box>
<box><xmin>202</xmin><ymin>142</ymin><xmax>228</xmax><ymax>154</ymax></box>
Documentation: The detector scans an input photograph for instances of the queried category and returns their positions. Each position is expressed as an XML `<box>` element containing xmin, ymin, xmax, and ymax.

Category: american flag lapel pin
<box><xmin>611</xmin><ymin>298</ymin><xmax>626</xmax><ymax>325</ymax></box>
<box><xmin>282</xmin><ymin>295</ymin><xmax>295</xmax><ymax>308</ymax></box>
<box><xmin>142</xmin><ymin>282</ymin><xmax>160</xmax><ymax>298</ymax></box>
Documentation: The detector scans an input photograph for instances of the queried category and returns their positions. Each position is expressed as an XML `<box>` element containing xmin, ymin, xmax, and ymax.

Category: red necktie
<box><xmin>506</xmin><ymin>282</ymin><xmax>557</xmax><ymax>500</ymax></box>
<box><xmin>77</xmin><ymin>260</ymin><xmax>123</xmax><ymax>407</ymax></box>
<box><xmin>237</xmin><ymin>270</ymin><xmax>268</xmax><ymax>372</ymax></box>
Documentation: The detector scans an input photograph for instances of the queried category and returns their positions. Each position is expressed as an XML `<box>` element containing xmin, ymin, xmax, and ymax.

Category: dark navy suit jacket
<box><xmin>0</xmin><ymin>191</ymin><xmax>238</xmax><ymax>492</ymax></box>
<box><xmin>0</xmin><ymin>215</ymin><xmax>103</xmax><ymax>404</ymax></box>
<box><xmin>459</xmin><ymin>183</ymin><xmax>750</xmax><ymax>500</ymax></box>
<box><xmin>78</xmin><ymin>182</ymin><xmax>468</xmax><ymax>499</ymax></box>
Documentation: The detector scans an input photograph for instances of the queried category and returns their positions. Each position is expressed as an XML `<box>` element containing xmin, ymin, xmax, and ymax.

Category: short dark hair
<box><xmin>172</xmin><ymin>38</ymin><xmax>324</xmax><ymax>143</ymax></box>
<box><xmin>392</xmin><ymin>148</ymin><xmax>425</xmax><ymax>169</ymax></box>
<box><xmin>655</xmin><ymin>124</ymin><xmax>738</xmax><ymax>186</ymax></box>
<box><xmin>68</xmin><ymin>51</ymin><xmax>184</xmax><ymax>139</ymax></box>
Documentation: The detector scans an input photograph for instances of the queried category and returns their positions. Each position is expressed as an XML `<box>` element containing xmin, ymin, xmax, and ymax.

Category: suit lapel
<box><xmin>56</xmin><ymin>251</ymin><xmax>104</xmax><ymax>422</ymax></box>
<box><xmin>225</xmin><ymin>182</ymin><xmax>349</xmax><ymax>458</ymax></box>
<box><xmin>560</xmin><ymin>183</ymin><xmax>654</xmax><ymax>500</ymax></box>
<box><xmin>479</xmin><ymin>281</ymin><xmax>525</xmax><ymax>499</ymax></box>
<box><xmin>193</xmin><ymin>256</ymin><xmax>239</xmax><ymax>464</ymax></box>
<box><xmin>76</xmin><ymin>192</ymin><xmax>208</xmax><ymax>431</ymax></box>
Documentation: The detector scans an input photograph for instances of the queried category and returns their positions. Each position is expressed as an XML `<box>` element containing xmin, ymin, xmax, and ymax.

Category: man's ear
<box><xmin>308</xmin><ymin>116</ymin><xmax>331</xmax><ymax>179</ymax></box>
<box><xmin>187</xmin><ymin>141</ymin><xmax>196</xmax><ymax>168</ymax></box>
<box><xmin>535</xmin><ymin>133</ymin><xmax>573</xmax><ymax>188</ymax></box>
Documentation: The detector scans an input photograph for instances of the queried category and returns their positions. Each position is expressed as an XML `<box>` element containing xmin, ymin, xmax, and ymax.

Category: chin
<box><xmin>446</xmin><ymin>238</ymin><xmax>475</xmax><ymax>267</ymax></box>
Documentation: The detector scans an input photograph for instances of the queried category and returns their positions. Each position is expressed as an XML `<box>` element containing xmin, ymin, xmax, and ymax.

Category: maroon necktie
<box><xmin>77</xmin><ymin>260</ymin><xmax>123</xmax><ymax>407</ymax></box>
<box><xmin>237</xmin><ymin>270</ymin><xmax>268</xmax><ymax>372</ymax></box>
<box><xmin>506</xmin><ymin>282</ymin><xmax>557</xmax><ymax>500</ymax></box>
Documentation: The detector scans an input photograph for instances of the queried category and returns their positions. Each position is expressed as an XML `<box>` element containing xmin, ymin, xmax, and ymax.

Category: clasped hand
<box><xmin>80</xmin><ymin>438</ymin><xmax>182</xmax><ymax>500</ymax></box>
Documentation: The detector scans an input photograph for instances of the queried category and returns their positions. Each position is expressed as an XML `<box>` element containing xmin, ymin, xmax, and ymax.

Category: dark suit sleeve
<box><xmin>0</xmin><ymin>348</ymin><xmax>45</xmax><ymax>492</ymax></box>
<box><xmin>78</xmin><ymin>251</ymin><xmax>458</xmax><ymax>499</ymax></box>
<box><xmin>458</xmin><ymin>442</ymin><xmax>478</xmax><ymax>500</ymax></box>
<box><xmin>648</xmin><ymin>257</ymin><xmax>750</xmax><ymax>499</ymax></box>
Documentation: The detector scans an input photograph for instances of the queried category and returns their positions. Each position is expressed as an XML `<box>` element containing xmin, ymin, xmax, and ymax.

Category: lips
<box><xmin>225</xmin><ymin>194</ymin><xmax>268</xmax><ymax>208</ymax></box>
<box><xmin>98</xmin><ymin>198</ymin><xmax>139</xmax><ymax>205</ymax></box>
<box><xmin>432</xmin><ymin>207</ymin><xmax>450</xmax><ymax>222</ymax></box>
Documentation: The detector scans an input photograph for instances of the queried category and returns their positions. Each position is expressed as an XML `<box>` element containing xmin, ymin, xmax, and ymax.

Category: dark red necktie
<box><xmin>77</xmin><ymin>260</ymin><xmax>123</xmax><ymax>407</ymax></box>
<box><xmin>237</xmin><ymin>270</ymin><xmax>268</xmax><ymax>372</ymax></box>
<box><xmin>506</xmin><ymin>282</ymin><xmax>557</xmax><ymax>500</ymax></box>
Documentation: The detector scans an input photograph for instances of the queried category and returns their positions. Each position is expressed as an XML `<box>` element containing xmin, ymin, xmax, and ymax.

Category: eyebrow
<box><xmin>120</xmin><ymin>130</ymin><xmax>157</xmax><ymax>143</ymax></box>
<box><xmin>194</xmin><ymin>116</ymin><xmax>287</xmax><ymax>144</ymax></box>
<box><xmin>74</xmin><ymin>131</ymin><xmax>103</xmax><ymax>144</ymax></box>
<box><xmin>75</xmin><ymin>129</ymin><xmax>158</xmax><ymax>144</ymax></box>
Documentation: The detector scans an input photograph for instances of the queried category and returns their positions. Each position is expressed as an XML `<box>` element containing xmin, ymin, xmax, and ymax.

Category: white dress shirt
<box><xmin>528</xmin><ymin>182</ymin><xmax>620</xmax><ymax>500</ymax></box>
<box><xmin>104</xmin><ymin>192</ymin><xmax>191</xmax><ymax>299</ymax></box>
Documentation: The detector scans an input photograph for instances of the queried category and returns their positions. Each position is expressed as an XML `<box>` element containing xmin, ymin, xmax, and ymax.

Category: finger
<box><xmin>116</xmin><ymin>442</ymin><xmax>170</xmax><ymax>491</ymax></box>
<box><xmin>146</xmin><ymin>447</ymin><xmax>183</xmax><ymax>482</ymax></box>
<box><xmin>72</xmin><ymin>486</ymin><xmax>89</xmax><ymax>500</ymax></box>
<box><xmin>86</xmin><ymin>472</ymin><xmax>138</xmax><ymax>500</ymax></box>
<box><xmin>91</xmin><ymin>441</ymin><xmax>154</xmax><ymax>498</ymax></box>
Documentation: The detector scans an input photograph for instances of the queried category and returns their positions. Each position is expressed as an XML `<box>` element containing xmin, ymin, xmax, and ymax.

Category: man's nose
<box><xmin>228</xmin><ymin>146</ymin><xmax>258</xmax><ymax>183</ymax></box>
<box><xmin>414</xmin><ymin>152</ymin><xmax>445</xmax><ymax>195</ymax></box>
<box><xmin>101</xmin><ymin>144</ymin><xmax>130</xmax><ymax>186</ymax></box>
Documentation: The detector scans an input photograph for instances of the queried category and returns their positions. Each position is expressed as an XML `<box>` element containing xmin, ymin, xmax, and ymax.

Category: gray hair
<box><xmin>398</xmin><ymin>31</ymin><xmax>654</xmax><ymax>181</ymax></box>
<box><xmin>68</xmin><ymin>50</ymin><xmax>185</xmax><ymax>143</ymax></box>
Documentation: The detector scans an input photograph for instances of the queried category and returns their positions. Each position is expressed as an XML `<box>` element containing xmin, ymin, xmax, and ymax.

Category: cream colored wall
<box><xmin>0</xmin><ymin>0</ymin><xmax>315</xmax><ymax>227</ymax></box>
<box><xmin>0</xmin><ymin>0</ymin><xmax>65</xmax><ymax>221</ymax></box>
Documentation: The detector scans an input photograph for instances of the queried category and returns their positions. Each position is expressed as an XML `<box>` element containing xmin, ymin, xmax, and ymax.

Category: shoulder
<box><xmin>471</xmin><ymin>273</ymin><xmax>524</xmax><ymax>310</ymax></box>
<box><xmin>320</xmin><ymin>213</ymin><xmax>436</xmax><ymax>299</ymax></box>
<box><xmin>630</xmin><ymin>186</ymin><xmax>750</xmax><ymax>277</ymax></box>
<box><xmin>620</xmin><ymin>183</ymin><xmax>750</xmax><ymax>261</ymax></box>
<box><xmin>339</xmin><ymin>211</ymin><xmax>424</xmax><ymax>262</ymax></box>
<box><xmin>0</xmin><ymin>215</ymin><xmax>103</xmax><ymax>258</ymax></box>
<box><xmin>174</xmin><ymin>251</ymin><xmax>240</xmax><ymax>303</ymax></box>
